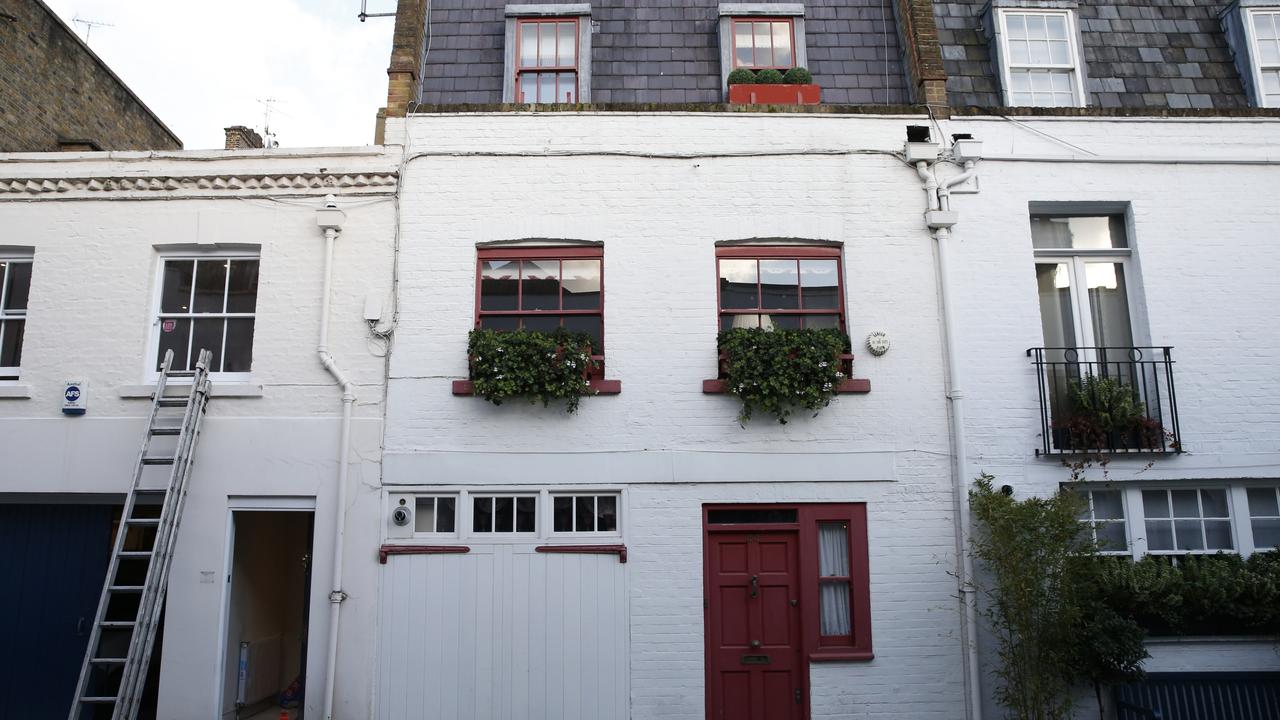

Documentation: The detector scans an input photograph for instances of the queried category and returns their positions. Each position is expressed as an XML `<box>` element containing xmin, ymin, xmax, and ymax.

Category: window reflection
<box><xmin>760</xmin><ymin>260</ymin><xmax>799</xmax><ymax>309</ymax></box>
<box><xmin>718</xmin><ymin>253</ymin><xmax>845</xmax><ymax>331</ymax></box>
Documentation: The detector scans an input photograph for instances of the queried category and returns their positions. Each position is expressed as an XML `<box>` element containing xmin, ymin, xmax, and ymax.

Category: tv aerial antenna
<box><xmin>358</xmin><ymin>0</ymin><xmax>396</xmax><ymax>22</ymax></box>
<box><xmin>72</xmin><ymin>15</ymin><xmax>114</xmax><ymax>44</ymax></box>
<box><xmin>257</xmin><ymin>97</ymin><xmax>284</xmax><ymax>148</ymax></box>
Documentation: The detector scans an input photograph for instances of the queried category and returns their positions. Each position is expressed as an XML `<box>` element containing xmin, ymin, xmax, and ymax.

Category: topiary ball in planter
<box><xmin>754</xmin><ymin>69</ymin><xmax>785</xmax><ymax>84</ymax></box>
<box><xmin>781</xmin><ymin>66</ymin><xmax>812</xmax><ymax>84</ymax></box>
<box><xmin>727</xmin><ymin>68</ymin><xmax>757</xmax><ymax>85</ymax></box>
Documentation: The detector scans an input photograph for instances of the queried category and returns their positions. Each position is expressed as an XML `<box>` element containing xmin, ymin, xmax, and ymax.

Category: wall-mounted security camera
<box><xmin>391</xmin><ymin>499</ymin><xmax>412</xmax><ymax>527</ymax></box>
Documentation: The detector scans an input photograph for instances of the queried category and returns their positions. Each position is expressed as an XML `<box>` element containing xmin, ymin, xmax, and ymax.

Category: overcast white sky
<box><xmin>43</xmin><ymin>0</ymin><xmax>398</xmax><ymax>149</ymax></box>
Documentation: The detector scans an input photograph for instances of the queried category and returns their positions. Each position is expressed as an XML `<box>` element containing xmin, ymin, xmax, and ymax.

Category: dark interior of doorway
<box><xmin>222</xmin><ymin>511</ymin><xmax>313</xmax><ymax>720</ymax></box>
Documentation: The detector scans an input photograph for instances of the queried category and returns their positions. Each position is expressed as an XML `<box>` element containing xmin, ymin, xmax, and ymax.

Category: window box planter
<box><xmin>702</xmin><ymin>353</ymin><xmax>869</xmax><ymax>394</ymax></box>
<box><xmin>728</xmin><ymin>83</ymin><xmax>821</xmax><ymax>105</ymax></box>
<box><xmin>457</xmin><ymin>329</ymin><xmax>619</xmax><ymax>412</ymax></box>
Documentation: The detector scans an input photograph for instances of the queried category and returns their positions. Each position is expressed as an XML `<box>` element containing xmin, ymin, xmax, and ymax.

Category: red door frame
<box><xmin>702</xmin><ymin>503</ymin><xmax>874</xmax><ymax>720</ymax></box>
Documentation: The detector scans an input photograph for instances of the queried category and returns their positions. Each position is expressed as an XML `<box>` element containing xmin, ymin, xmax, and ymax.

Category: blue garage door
<box><xmin>1115</xmin><ymin>673</ymin><xmax>1280</xmax><ymax>720</ymax></box>
<box><xmin>0</xmin><ymin>503</ymin><xmax>114</xmax><ymax>720</ymax></box>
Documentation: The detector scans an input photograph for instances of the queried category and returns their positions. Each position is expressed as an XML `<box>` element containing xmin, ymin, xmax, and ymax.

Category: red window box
<box><xmin>728</xmin><ymin>83</ymin><xmax>821</xmax><ymax>105</ymax></box>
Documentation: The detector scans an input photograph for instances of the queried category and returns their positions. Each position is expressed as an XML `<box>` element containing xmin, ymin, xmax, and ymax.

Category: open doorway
<box><xmin>221</xmin><ymin>510</ymin><xmax>313</xmax><ymax>720</ymax></box>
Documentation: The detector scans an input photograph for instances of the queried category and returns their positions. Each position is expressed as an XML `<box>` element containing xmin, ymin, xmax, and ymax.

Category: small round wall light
<box><xmin>866</xmin><ymin>331</ymin><xmax>890</xmax><ymax>357</ymax></box>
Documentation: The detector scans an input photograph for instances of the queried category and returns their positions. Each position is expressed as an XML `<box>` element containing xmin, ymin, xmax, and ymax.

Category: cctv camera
<box><xmin>391</xmin><ymin>504</ymin><xmax>412</xmax><ymax>527</ymax></box>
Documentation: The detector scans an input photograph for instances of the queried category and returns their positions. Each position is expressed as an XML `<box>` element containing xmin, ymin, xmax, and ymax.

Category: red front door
<box><xmin>706</xmin><ymin>530</ymin><xmax>805</xmax><ymax>720</ymax></box>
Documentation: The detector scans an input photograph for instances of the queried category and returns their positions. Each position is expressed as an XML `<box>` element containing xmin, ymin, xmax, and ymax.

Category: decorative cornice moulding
<box><xmin>0</xmin><ymin>172</ymin><xmax>399</xmax><ymax>199</ymax></box>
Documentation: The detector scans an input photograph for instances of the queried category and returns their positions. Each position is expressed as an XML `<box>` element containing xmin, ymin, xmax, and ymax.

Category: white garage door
<box><xmin>377</xmin><ymin>545</ymin><xmax>628</xmax><ymax>720</ymax></box>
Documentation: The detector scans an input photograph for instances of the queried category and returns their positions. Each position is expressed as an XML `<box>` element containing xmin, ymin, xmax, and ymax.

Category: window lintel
<box><xmin>719</xmin><ymin>3</ymin><xmax>805</xmax><ymax>17</ymax></box>
<box><xmin>505</xmin><ymin>3</ymin><xmax>591</xmax><ymax>17</ymax></box>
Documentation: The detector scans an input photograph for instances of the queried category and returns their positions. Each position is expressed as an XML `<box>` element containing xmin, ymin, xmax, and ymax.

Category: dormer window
<box><xmin>1248</xmin><ymin>9</ymin><xmax>1280</xmax><ymax>106</ymax></box>
<box><xmin>989</xmin><ymin>4</ymin><xmax>1087</xmax><ymax>108</ymax></box>
<box><xmin>731</xmin><ymin>18</ymin><xmax>796</xmax><ymax>70</ymax></box>
<box><xmin>503</xmin><ymin>4</ymin><xmax>592</xmax><ymax>104</ymax></box>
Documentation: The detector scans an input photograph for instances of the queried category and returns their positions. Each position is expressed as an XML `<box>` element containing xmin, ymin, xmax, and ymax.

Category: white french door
<box><xmin>1034</xmin><ymin>256</ymin><xmax>1134</xmax><ymax>356</ymax></box>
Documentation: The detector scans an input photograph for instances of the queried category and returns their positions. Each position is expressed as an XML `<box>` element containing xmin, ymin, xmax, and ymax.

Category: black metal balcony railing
<box><xmin>1027</xmin><ymin>347</ymin><xmax>1182</xmax><ymax>456</ymax></box>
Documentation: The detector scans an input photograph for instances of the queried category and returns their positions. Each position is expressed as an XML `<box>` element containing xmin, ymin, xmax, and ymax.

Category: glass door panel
<box><xmin>1083</xmin><ymin>261</ymin><xmax>1133</xmax><ymax>350</ymax></box>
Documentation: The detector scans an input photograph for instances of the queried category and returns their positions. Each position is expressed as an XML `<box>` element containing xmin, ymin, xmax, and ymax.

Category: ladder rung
<box><xmin>166</xmin><ymin>370</ymin><xmax>196</xmax><ymax>378</ymax></box>
<box><xmin>79</xmin><ymin>696</ymin><xmax>118</xmax><ymax>703</ymax></box>
<box><xmin>150</xmin><ymin>427</ymin><xmax>181</xmax><ymax>436</ymax></box>
<box><xmin>118</xmin><ymin>551</ymin><xmax>152</xmax><ymax>558</ymax></box>
<box><xmin>157</xmin><ymin>398</ymin><xmax>188</xmax><ymax>407</ymax></box>
<box><xmin>109</xmin><ymin>585</ymin><xmax>145</xmax><ymax>593</ymax></box>
<box><xmin>100</xmin><ymin>621</ymin><xmax>136</xmax><ymax>629</ymax></box>
<box><xmin>141</xmin><ymin>457</ymin><xmax>175</xmax><ymax>465</ymax></box>
<box><xmin>126</xmin><ymin>517</ymin><xmax>160</xmax><ymax>526</ymax></box>
<box><xmin>90</xmin><ymin>657</ymin><xmax>127</xmax><ymax>664</ymax></box>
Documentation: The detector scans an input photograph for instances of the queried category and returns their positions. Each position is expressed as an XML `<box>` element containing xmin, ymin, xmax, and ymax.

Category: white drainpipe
<box><xmin>316</xmin><ymin>195</ymin><xmax>354</xmax><ymax>720</ymax></box>
<box><xmin>915</xmin><ymin>146</ymin><xmax>983</xmax><ymax>720</ymax></box>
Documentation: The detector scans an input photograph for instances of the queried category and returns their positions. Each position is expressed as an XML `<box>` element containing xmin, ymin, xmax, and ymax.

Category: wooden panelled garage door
<box><xmin>377</xmin><ymin>545</ymin><xmax>628</xmax><ymax>720</ymax></box>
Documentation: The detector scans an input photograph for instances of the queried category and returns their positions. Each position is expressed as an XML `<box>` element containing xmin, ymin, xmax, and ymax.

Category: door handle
<box><xmin>749</xmin><ymin>574</ymin><xmax>759</xmax><ymax>598</ymax></box>
<box><xmin>795</xmin><ymin>688</ymin><xmax>802</xmax><ymax>704</ymax></box>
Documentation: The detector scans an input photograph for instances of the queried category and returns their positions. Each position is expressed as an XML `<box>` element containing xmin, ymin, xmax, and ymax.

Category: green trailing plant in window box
<box><xmin>717</xmin><ymin>327</ymin><xmax>850</xmax><ymax>425</ymax></box>
<box><xmin>727</xmin><ymin>68</ymin><xmax>757</xmax><ymax>85</ymax></box>
<box><xmin>466</xmin><ymin>328</ymin><xmax>598</xmax><ymax>413</ymax></box>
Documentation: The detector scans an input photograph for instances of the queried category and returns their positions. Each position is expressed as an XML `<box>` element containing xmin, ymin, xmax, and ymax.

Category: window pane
<box><xmin>561</xmin><ymin>259</ymin><xmax>600</xmax><ymax>309</ymax></box>
<box><xmin>538</xmin><ymin>22</ymin><xmax>556</xmax><ymax>67</ymax></box>
<box><xmin>480</xmin><ymin>260</ymin><xmax>519</xmax><ymax>311</ymax></box>
<box><xmin>1026</xmin><ymin>14</ymin><xmax>1047</xmax><ymax>39</ymax></box>
<box><xmin>480</xmin><ymin>316</ymin><xmax>519</xmax><ymax>331</ymax></box>
<box><xmin>1045</xmin><ymin>14</ymin><xmax>1068</xmax><ymax>39</ymax></box>
<box><xmin>1204</xmin><ymin>521</ymin><xmax>1233</xmax><ymax>550</ymax></box>
<box><xmin>753</xmin><ymin>23</ymin><xmax>771</xmax><ymax>66</ymax></box>
<box><xmin>3</xmin><ymin>262</ymin><xmax>31</xmax><ymax>311</ymax></box>
<box><xmin>1098</xmin><ymin>522</ymin><xmax>1128</xmax><ymax>551</ymax></box>
<box><xmin>1032</xmin><ymin>216</ymin><xmax>1121</xmax><ymax>250</ymax></box>
<box><xmin>193</xmin><ymin>259</ymin><xmax>228</xmax><ymax>314</ymax></box>
<box><xmin>537</xmin><ymin>72</ymin><xmax>555</xmax><ymax>103</ymax></box>
<box><xmin>1006</xmin><ymin>13</ymin><xmax>1028</xmax><ymax>40</ymax></box>
<box><xmin>223</xmin><ymin>318</ymin><xmax>255</xmax><ymax>373</ymax></box>
<box><xmin>719</xmin><ymin>259</ymin><xmax>758</xmax><ymax>309</ymax></box>
<box><xmin>1009</xmin><ymin>41</ymin><xmax>1031</xmax><ymax>66</ymax></box>
<box><xmin>0</xmin><ymin>319</ymin><xmax>23</xmax><ymax>368</ymax></box>
<box><xmin>804</xmin><ymin>314</ymin><xmax>841</xmax><ymax>329</ymax></box>
<box><xmin>414</xmin><ymin>498</ymin><xmax>435</xmax><ymax>533</ymax></box>
<box><xmin>1248</xmin><ymin>488</ymin><xmax>1280</xmax><ymax>517</ymax></box>
<box><xmin>1200</xmin><ymin>489</ymin><xmax>1230</xmax><ymax>518</ymax></box>
<box><xmin>520</xmin><ymin>22</ymin><xmax>538</xmax><ymax>67</ymax></box>
<box><xmin>474</xmin><ymin>497</ymin><xmax>493</xmax><ymax>532</ymax></box>
<box><xmin>557</xmin><ymin>21</ymin><xmax>575</xmax><ymax>66</ymax></box>
<box><xmin>1092</xmin><ymin>491</ymin><xmax>1123</xmax><ymax>520</ymax></box>
<box><xmin>1029</xmin><ymin>40</ymin><xmax>1051</xmax><ymax>64</ymax></box>
<box><xmin>1171</xmin><ymin>490</ymin><xmax>1200</xmax><ymax>518</ymax></box>
<box><xmin>558</xmin><ymin>72</ymin><xmax>577</xmax><ymax>103</ymax></box>
<box><xmin>1049</xmin><ymin>39</ymin><xmax>1070</xmax><ymax>65</ymax></box>
<box><xmin>522</xmin><ymin>315</ymin><xmax>561</xmax><ymax>334</ymax></box>
<box><xmin>521</xmin><ymin>260</ymin><xmax>561</xmax><ymax>310</ymax></box>
<box><xmin>1173</xmin><ymin>520</ymin><xmax>1204</xmax><ymax>551</ymax></box>
<box><xmin>437</xmin><ymin>497</ymin><xmax>456</xmax><ymax>533</ymax></box>
<box><xmin>772</xmin><ymin>22</ymin><xmax>793</xmax><ymax>67</ymax></box>
<box><xmin>575</xmin><ymin>496</ymin><xmax>595</xmax><ymax>532</ymax></box>
<box><xmin>156</xmin><ymin>317</ymin><xmax>190</xmax><ymax>371</ymax></box>
<box><xmin>766</xmin><ymin>314</ymin><xmax>801</xmax><ymax>330</ymax></box>
<box><xmin>819</xmin><ymin>582</ymin><xmax>851</xmax><ymax>636</ymax></box>
<box><xmin>799</xmin><ymin>259</ymin><xmax>839</xmax><ymax>309</ymax></box>
<box><xmin>1085</xmin><ymin>262</ymin><xmax>1133</xmax><ymax>349</ymax></box>
<box><xmin>706</xmin><ymin>508</ymin><xmax>798</xmax><ymax>524</ymax></box>
<box><xmin>1035</xmin><ymin>263</ymin><xmax>1076</xmax><ymax>348</ymax></box>
<box><xmin>516</xmin><ymin>496</ymin><xmax>536</xmax><ymax>532</ymax></box>
<box><xmin>597</xmin><ymin>495</ymin><xmax>617</xmax><ymax>532</ymax></box>
<box><xmin>1253</xmin><ymin>518</ymin><xmax>1280</xmax><ymax>549</ymax></box>
<box><xmin>554</xmin><ymin>497</ymin><xmax>573</xmax><ymax>532</ymax></box>
<box><xmin>818</xmin><ymin>522</ymin><xmax>850</xmax><ymax>576</ymax></box>
<box><xmin>734</xmin><ymin>22</ymin><xmax>753</xmax><ymax>66</ymax></box>
<box><xmin>226</xmin><ymin>260</ymin><xmax>259</xmax><ymax>313</ymax></box>
<box><xmin>721</xmin><ymin>314</ymin><xmax>760</xmax><ymax>330</ymax></box>
<box><xmin>160</xmin><ymin>260</ymin><xmax>194</xmax><ymax>313</ymax></box>
<box><xmin>562</xmin><ymin>316</ymin><xmax>602</xmax><ymax>351</ymax></box>
<box><xmin>495</xmin><ymin>496</ymin><xmax>514</xmax><ymax>532</ymax></box>
<box><xmin>759</xmin><ymin>260</ymin><xmax>799</xmax><ymax>309</ymax></box>
<box><xmin>1145</xmin><ymin>520</ymin><xmax>1173</xmax><ymax>550</ymax></box>
<box><xmin>191</xmin><ymin>318</ymin><xmax>225</xmax><ymax>373</ymax></box>
<box><xmin>1143</xmin><ymin>490</ymin><xmax>1171</xmax><ymax>518</ymax></box>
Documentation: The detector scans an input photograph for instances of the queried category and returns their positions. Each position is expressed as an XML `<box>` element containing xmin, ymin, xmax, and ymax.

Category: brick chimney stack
<box><xmin>385</xmin><ymin>0</ymin><xmax>428</xmax><ymax>118</ymax></box>
<box><xmin>223</xmin><ymin>125</ymin><xmax>264</xmax><ymax>150</ymax></box>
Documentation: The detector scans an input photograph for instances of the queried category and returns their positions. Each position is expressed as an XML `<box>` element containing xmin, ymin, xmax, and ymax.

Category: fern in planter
<box><xmin>467</xmin><ymin>328</ymin><xmax>597</xmax><ymax>413</ymax></box>
<box><xmin>717</xmin><ymin>327</ymin><xmax>850</xmax><ymax>425</ymax></box>
<box><xmin>1060</xmin><ymin>374</ymin><xmax>1167</xmax><ymax>451</ymax></box>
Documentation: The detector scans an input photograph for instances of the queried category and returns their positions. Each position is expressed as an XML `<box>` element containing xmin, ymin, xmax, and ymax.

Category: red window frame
<box><xmin>731</xmin><ymin>17</ymin><xmax>797</xmax><ymax>70</ymax></box>
<box><xmin>514</xmin><ymin>17</ymin><xmax>581</xmax><ymax>103</ymax></box>
<box><xmin>474</xmin><ymin>246</ymin><xmax>605</xmax><ymax>373</ymax></box>
<box><xmin>702</xmin><ymin>503</ymin><xmax>874</xmax><ymax>665</ymax></box>
<box><xmin>715</xmin><ymin>246</ymin><xmax>847</xmax><ymax>332</ymax></box>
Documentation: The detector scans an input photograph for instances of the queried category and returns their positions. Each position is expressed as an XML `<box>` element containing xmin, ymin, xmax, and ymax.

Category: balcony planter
<box><xmin>455</xmin><ymin>328</ymin><xmax>617</xmax><ymax>413</ymax></box>
<box><xmin>705</xmin><ymin>327</ymin><xmax>868</xmax><ymax>425</ymax></box>
<box><xmin>728</xmin><ymin>83</ymin><xmax>821</xmax><ymax>105</ymax></box>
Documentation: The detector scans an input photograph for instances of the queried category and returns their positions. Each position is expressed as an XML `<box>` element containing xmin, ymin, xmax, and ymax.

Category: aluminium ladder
<box><xmin>68</xmin><ymin>349</ymin><xmax>213</xmax><ymax>720</ymax></box>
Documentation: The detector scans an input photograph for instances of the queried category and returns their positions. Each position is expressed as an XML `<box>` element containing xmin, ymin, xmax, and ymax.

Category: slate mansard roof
<box><xmin>934</xmin><ymin>0</ymin><xmax>1251</xmax><ymax>110</ymax></box>
<box><xmin>418</xmin><ymin>0</ymin><xmax>911</xmax><ymax>105</ymax></box>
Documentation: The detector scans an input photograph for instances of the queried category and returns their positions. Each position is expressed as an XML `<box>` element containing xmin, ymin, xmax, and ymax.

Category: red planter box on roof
<box><xmin>728</xmin><ymin>83</ymin><xmax>821</xmax><ymax>105</ymax></box>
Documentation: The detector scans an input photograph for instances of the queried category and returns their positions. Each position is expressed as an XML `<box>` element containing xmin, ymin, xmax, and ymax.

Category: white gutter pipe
<box><xmin>316</xmin><ymin>196</ymin><xmax>354</xmax><ymax>720</ymax></box>
<box><xmin>917</xmin><ymin>152</ymin><xmax>983</xmax><ymax>720</ymax></box>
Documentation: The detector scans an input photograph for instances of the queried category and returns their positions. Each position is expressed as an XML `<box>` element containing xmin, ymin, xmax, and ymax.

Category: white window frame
<box><xmin>413</xmin><ymin>494</ymin><xmax>460</xmax><ymax>536</ymax></box>
<box><xmin>1032</xmin><ymin>216</ymin><xmax>1136</xmax><ymax>352</ymax></box>
<box><xmin>0</xmin><ymin>256</ymin><xmax>33</xmax><ymax>383</ymax></box>
<box><xmin>1245</xmin><ymin>485</ymin><xmax>1280</xmax><ymax>551</ymax></box>
<box><xmin>1082</xmin><ymin>482</ymin><xmax>1278</xmax><ymax>558</ymax></box>
<box><xmin>550</xmin><ymin>492</ymin><xmax>622</xmax><ymax>537</ymax></box>
<box><xmin>145</xmin><ymin>252</ymin><xmax>259</xmax><ymax>383</ymax></box>
<box><xmin>994</xmin><ymin>8</ymin><xmax>1087</xmax><ymax>108</ymax></box>
<box><xmin>1079</xmin><ymin>488</ymin><xmax>1130</xmax><ymax>555</ymax></box>
<box><xmin>1245</xmin><ymin>8</ymin><xmax>1280</xmax><ymax>108</ymax></box>
<box><xmin>386</xmin><ymin>487</ymin><xmax>625</xmax><ymax>543</ymax></box>
<box><xmin>469</xmin><ymin>492</ymin><xmax>541</xmax><ymax>536</ymax></box>
<box><xmin>1137</xmin><ymin>487</ymin><xmax>1236</xmax><ymax>556</ymax></box>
